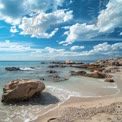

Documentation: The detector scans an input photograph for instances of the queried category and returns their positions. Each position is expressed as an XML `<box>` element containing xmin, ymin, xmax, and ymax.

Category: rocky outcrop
<box><xmin>104</xmin><ymin>66</ymin><xmax>120</xmax><ymax>73</ymax></box>
<box><xmin>5</xmin><ymin>67</ymin><xmax>21</xmax><ymax>71</ymax></box>
<box><xmin>85</xmin><ymin>71</ymin><xmax>107</xmax><ymax>78</ymax></box>
<box><xmin>64</xmin><ymin>60</ymin><xmax>84</xmax><ymax>65</ymax></box>
<box><xmin>72</xmin><ymin>57</ymin><xmax>122</xmax><ymax>73</ymax></box>
<box><xmin>1</xmin><ymin>79</ymin><xmax>45</xmax><ymax>103</ymax></box>
<box><xmin>70</xmin><ymin>70</ymin><xmax>86</xmax><ymax>76</ymax></box>
<box><xmin>70</xmin><ymin>70</ymin><xmax>107</xmax><ymax>79</ymax></box>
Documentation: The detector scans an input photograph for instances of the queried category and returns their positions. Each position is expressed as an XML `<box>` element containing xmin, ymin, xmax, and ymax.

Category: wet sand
<box><xmin>33</xmin><ymin>70</ymin><xmax>122</xmax><ymax>122</ymax></box>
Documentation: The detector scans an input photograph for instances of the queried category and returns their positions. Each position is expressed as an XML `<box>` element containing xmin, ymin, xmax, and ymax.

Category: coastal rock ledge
<box><xmin>1</xmin><ymin>79</ymin><xmax>45</xmax><ymax>103</ymax></box>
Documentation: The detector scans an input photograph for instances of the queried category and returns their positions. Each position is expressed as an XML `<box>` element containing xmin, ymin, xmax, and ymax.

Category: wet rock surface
<box><xmin>5</xmin><ymin>67</ymin><xmax>21</xmax><ymax>71</ymax></box>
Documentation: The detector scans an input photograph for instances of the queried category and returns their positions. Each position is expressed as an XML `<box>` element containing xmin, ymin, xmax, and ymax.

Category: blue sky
<box><xmin>0</xmin><ymin>0</ymin><xmax>122</xmax><ymax>61</ymax></box>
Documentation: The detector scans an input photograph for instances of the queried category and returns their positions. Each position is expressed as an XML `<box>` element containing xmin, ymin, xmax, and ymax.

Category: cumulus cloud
<box><xmin>60</xmin><ymin>23</ymin><xmax>97</xmax><ymax>45</ymax></box>
<box><xmin>97</xmin><ymin>0</ymin><xmax>122</xmax><ymax>33</ymax></box>
<box><xmin>80</xmin><ymin>42</ymin><xmax>122</xmax><ymax>56</ymax></box>
<box><xmin>70</xmin><ymin>45</ymin><xmax>85</xmax><ymax>51</ymax></box>
<box><xmin>19</xmin><ymin>10</ymin><xmax>73</xmax><ymax>38</ymax></box>
<box><xmin>44</xmin><ymin>42</ymin><xmax>122</xmax><ymax>58</ymax></box>
<box><xmin>60</xmin><ymin>0</ymin><xmax>122</xmax><ymax>45</ymax></box>
<box><xmin>0</xmin><ymin>0</ymin><xmax>65</xmax><ymax>25</ymax></box>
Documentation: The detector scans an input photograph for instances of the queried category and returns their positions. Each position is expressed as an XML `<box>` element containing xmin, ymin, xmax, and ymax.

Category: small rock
<box><xmin>105</xmin><ymin>78</ymin><xmax>115</xmax><ymax>83</ymax></box>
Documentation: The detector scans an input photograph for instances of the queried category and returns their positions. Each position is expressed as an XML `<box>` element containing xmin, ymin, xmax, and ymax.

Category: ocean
<box><xmin>0</xmin><ymin>61</ymin><xmax>119</xmax><ymax>122</ymax></box>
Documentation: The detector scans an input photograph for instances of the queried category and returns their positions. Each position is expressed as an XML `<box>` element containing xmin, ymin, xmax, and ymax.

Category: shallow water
<box><xmin>0</xmin><ymin>61</ymin><xmax>119</xmax><ymax>122</ymax></box>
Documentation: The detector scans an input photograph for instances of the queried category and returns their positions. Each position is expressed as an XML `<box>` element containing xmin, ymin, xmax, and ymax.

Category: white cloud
<box><xmin>43</xmin><ymin>42</ymin><xmax>122</xmax><ymax>58</ymax></box>
<box><xmin>0</xmin><ymin>0</ymin><xmax>65</xmax><ymax>25</ymax></box>
<box><xmin>1</xmin><ymin>41</ymin><xmax>121</xmax><ymax>60</ymax></box>
<box><xmin>120</xmin><ymin>32</ymin><xmax>122</xmax><ymax>35</ymax></box>
<box><xmin>60</xmin><ymin>23</ymin><xmax>97</xmax><ymax>45</ymax></box>
<box><xmin>97</xmin><ymin>0</ymin><xmax>122</xmax><ymax>33</ymax></box>
<box><xmin>19</xmin><ymin>10</ymin><xmax>73</xmax><ymax>38</ymax></box>
<box><xmin>80</xmin><ymin>42</ymin><xmax>122</xmax><ymax>56</ymax></box>
<box><xmin>70</xmin><ymin>45</ymin><xmax>85</xmax><ymax>51</ymax></box>
<box><xmin>0</xmin><ymin>40</ymin><xmax>42</xmax><ymax>53</ymax></box>
<box><xmin>0</xmin><ymin>0</ymin><xmax>73</xmax><ymax>38</ymax></box>
<box><xmin>60</xmin><ymin>0</ymin><xmax>122</xmax><ymax>45</ymax></box>
<box><xmin>45</xmin><ymin>47</ymin><xmax>65</xmax><ymax>53</ymax></box>
<box><xmin>10</xmin><ymin>26</ymin><xmax>18</xmax><ymax>33</ymax></box>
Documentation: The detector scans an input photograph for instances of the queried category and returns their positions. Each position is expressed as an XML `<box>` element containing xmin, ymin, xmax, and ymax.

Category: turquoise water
<box><xmin>0</xmin><ymin>61</ymin><xmax>119</xmax><ymax>122</ymax></box>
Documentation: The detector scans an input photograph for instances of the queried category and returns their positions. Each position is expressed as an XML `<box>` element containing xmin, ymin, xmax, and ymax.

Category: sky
<box><xmin>0</xmin><ymin>0</ymin><xmax>122</xmax><ymax>61</ymax></box>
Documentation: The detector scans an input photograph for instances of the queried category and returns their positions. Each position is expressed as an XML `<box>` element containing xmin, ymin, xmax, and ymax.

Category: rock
<box><xmin>64</xmin><ymin>60</ymin><xmax>73</xmax><ymax>64</ymax></box>
<box><xmin>41</xmin><ymin>62</ymin><xmax>45</xmax><ymax>64</ymax></box>
<box><xmin>48</xmin><ymin>65</ymin><xmax>65</xmax><ymax>68</ymax></box>
<box><xmin>40</xmin><ymin>77</ymin><xmax>45</xmax><ymax>80</ymax></box>
<box><xmin>1</xmin><ymin>79</ymin><xmax>45</xmax><ymax>103</ymax></box>
<box><xmin>105</xmin><ymin>78</ymin><xmax>115</xmax><ymax>83</ymax></box>
<box><xmin>76</xmin><ymin>71</ymin><xmax>86</xmax><ymax>75</ymax></box>
<box><xmin>104</xmin><ymin>66</ymin><xmax>120</xmax><ymax>73</ymax></box>
<box><xmin>64</xmin><ymin>60</ymin><xmax>83</xmax><ymax>65</ymax></box>
<box><xmin>53</xmin><ymin>75</ymin><xmax>60</xmax><ymax>82</ymax></box>
<box><xmin>70</xmin><ymin>70</ymin><xmax>86</xmax><ymax>76</ymax></box>
<box><xmin>85</xmin><ymin>71</ymin><xmax>107</xmax><ymax>78</ymax></box>
<box><xmin>47</xmin><ymin>70</ymin><xmax>57</xmax><ymax>73</ymax></box>
<box><xmin>50</xmin><ymin>61</ymin><xmax>62</xmax><ymax>64</ymax></box>
<box><xmin>70</xmin><ymin>70</ymin><xmax>76</xmax><ymax>75</ymax></box>
<box><xmin>111</xmin><ymin>61</ymin><xmax>120</xmax><ymax>66</ymax></box>
<box><xmin>5</xmin><ymin>67</ymin><xmax>21</xmax><ymax>71</ymax></box>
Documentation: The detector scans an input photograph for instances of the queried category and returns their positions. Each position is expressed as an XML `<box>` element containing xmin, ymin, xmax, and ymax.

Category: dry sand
<box><xmin>32</xmin><ymin>69</ymin><xmax>122</xmax><ymax>122</ymax></box>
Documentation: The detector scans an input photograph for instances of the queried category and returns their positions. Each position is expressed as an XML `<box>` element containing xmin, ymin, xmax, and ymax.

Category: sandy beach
<box><xmin>33</xmin><ymin>68</ymin><xmax>122</xmax><ymax>122</ymax></box>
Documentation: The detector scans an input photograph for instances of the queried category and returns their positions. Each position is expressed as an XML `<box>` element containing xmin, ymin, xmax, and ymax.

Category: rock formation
<box><xmin>5</xmin><ymin>67</ymin><xmax>21</xmax><ymax>71</ymax></box>
<box><xmin>1</xmin><ymin>79</ymin><xmax>45</xmax><ymax>103</ymax></box>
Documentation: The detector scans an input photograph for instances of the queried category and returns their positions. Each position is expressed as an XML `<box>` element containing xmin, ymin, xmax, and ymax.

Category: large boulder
<box><xmin>1</xmin><ymin>79</ymin><xmax>45</xmax><ymax>103</ymax></box>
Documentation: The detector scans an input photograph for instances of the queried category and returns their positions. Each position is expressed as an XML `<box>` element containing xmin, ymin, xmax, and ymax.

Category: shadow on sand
<box><xmin>2</xmin><ymin>92</ymin><xmax>60</xmax><ymax>106</ymax></box>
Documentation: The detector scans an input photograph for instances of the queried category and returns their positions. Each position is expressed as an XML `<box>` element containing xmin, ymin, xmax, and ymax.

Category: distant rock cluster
<box><xmin>70</xmin><ymin>57</ymin><xmax>122</xmax><ymax>83</ymax></box>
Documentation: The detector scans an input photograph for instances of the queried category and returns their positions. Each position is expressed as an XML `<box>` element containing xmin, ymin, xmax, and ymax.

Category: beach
<box><xmin>0</xmin><ymin>59</ymin><xmax>122</xmax><ymax>122</ymax></box>
<box><xmin>33</xmin><ymin>71</ymin><xmax>122</xmax><ymax>122</ymax></box>
<box><xmin>0</xmin><ymin>0</ymin><xmax>122</xmax><ymax>121</ymax></box>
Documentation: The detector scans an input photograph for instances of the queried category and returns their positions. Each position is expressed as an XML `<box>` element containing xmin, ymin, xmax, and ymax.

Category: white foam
<box><xmin>1</xmin><ymin>84</ymin><xmax>120</xmax><ymax>122</ymax></box>
<box><xmin>20</xmin><ymin>67</ymin><xmax>34</xmax><ymax>71</ymax></box>
<box><xmin>46</xmin><ymin>86</ymin><xmax>81</xmax><ymax>101</ymax></box>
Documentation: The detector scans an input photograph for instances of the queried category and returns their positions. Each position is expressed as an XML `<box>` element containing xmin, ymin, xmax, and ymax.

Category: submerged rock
<box><xmin>47</xmin><ymin>70</ymin><xmax>57</xmax><ymax>73</ymax></box>
<box><xmin>105</xmin><ymin>78</ymin><xmax>115</xmax><ymax>83</ymax></box>
<box><xmin>5</xmin><ymin>67</ymin><xmax>21</xmax><ymax>71</ymax></box>
<box><xmin>1</xmin><ymin>79</ymin><xmax>45</xmax><ymax>103</ymax></box>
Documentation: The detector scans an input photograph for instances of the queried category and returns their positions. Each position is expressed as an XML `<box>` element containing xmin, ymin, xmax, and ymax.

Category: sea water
<box><xmin>0</xmin><ymin>61</ymin><xmax>119</xmax><ymax>122</ymax></box>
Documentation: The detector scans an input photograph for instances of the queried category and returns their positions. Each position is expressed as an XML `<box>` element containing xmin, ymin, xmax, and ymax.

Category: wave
<box><xmin>20</xmin><ymin>67</ymin><xmax>35</xmax><ymax>71</ymax></box>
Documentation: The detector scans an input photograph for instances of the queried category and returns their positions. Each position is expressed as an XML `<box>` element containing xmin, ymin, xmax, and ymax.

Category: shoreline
<box><xmin>0</xmin><ymin>58</ymin><xmax>122</xmax><ymax>122</ymax></box>
<box><xmin>32</xmin><ymin>69</ymin><xmax>122</xmax><ymax>122</ymax></box>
